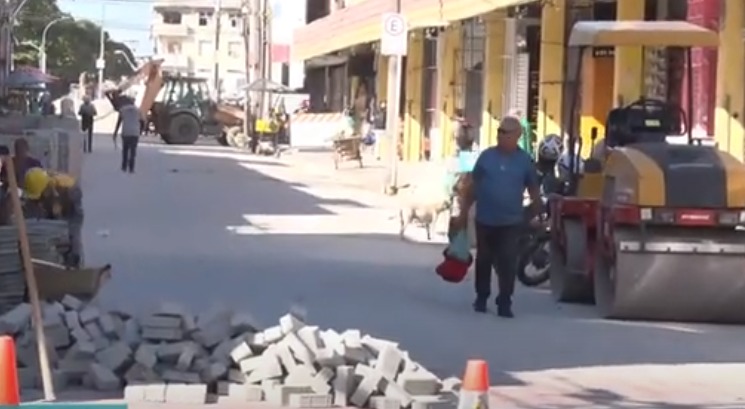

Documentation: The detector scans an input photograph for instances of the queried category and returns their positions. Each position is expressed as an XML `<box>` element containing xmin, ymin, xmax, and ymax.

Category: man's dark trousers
<box><xmin>81</xmin><ymin>116</ymin><xmax>94</xmax><ymax>153</ymax></box>
<box><xmin>474</xmin><ymin>222</ymin><xmax>522</xmax><ymax>307</ymax></box>
<box><xmin>121</xmin><ymin>136</ymin><xmax>139</xmax><ymax>173</ymax></box>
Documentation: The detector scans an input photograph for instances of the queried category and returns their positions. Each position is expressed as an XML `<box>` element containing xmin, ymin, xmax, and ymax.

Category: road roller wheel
<box><xmin>550</xmin><ymin>218</ymin><xmax>593</xmax><ymax>303</ymax></box>
<box><xmin>594</xmin><ymin>236</ymin><xmax>616</xmax><ymax>318</ymax></box>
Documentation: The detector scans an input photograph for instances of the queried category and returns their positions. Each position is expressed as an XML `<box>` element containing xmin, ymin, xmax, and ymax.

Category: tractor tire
<box><xmin>216</xmin><ymin>132</ymin><xmax>229</xmax><ymax>146</ymax></box>
<box><xmin>165</xmin><ymin>113</ymin><xmax>201</xmax><ymax>145</ymax></box>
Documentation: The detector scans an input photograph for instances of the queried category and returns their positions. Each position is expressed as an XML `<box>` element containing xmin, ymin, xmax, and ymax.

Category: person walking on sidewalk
<box><xmin>78</xmin><ymin>96</ymin><xmax>97</xmax><ymax>153</ymax></box>
<box><xmin>113</xmin><ymin>96</ymin><xmax>142</xmax><ymax>173</ymax></box>
<box><xmin>457</xmin><ymin>116</ymin><xmax>542</xmax><ymax>318</ymax></box>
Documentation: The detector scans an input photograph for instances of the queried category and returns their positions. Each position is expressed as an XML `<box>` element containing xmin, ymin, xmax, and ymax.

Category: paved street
<box><xmin>25</xmin><ymin>134</ymin><xmax>745</xmax><ymax>408</ymax></box>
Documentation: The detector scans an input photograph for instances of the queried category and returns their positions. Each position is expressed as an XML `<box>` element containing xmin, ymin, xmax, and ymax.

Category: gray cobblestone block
<box><xmin>134</xmin><ymin>344</ymin><xmax>157</xmax><ymax>368</ymax></box>
<box><xmin>60</xmin><ymin>295</ymin><xmax>84</xmax><ymax>311</ymax></box>
<box><xmin>79</xmin><ymin>306</ymin><xmax>101</xmax><ymax>325</ymax></box>
<box><xmin>95</xmin><ymin>341</ymin><xmax>132</xmax><ymax>372</ymax></box>
<box><xmin>231</xmin><ymin>312</ymin><xmax>261</xmax><ymax>335</ymax></box>
<box><xmin>124</xmin><ymin>363</ymin><xmax>161</xmax><ymax>383</ymax></box>
<box><xmin>140</xmin><ymin>314</ymin><xmax>182</xmax><ymax>329</ymax></box>
<box><xmin>88</xmin><ymin>363</ymin><xmax>121</xmax><ymax>391</ymax></box>
<box><xmin>0</xmin><ymin>303</ymin><xmax>31</xmax><ymax>333</ymax></box>
<box><xmin>161</xmin><ymin>369</ymin><xmax>202</xmax><ymax>384</ymax></box>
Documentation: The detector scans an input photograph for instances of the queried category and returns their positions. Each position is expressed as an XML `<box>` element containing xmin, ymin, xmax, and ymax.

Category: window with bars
<box><xmin>460</xmin><ymin>18</ymin><xmax>485</xmax><ymax>128</ymax></box>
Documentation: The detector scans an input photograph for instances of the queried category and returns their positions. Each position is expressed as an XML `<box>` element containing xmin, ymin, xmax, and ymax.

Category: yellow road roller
<box><xmin>548</xmin><ymin>21</ymin><xmax>745</xmax><ymax>323</ymax></box>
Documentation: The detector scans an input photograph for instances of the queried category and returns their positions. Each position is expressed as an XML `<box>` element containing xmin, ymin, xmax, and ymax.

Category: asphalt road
<box><xmin>42</xmin><ymin>133</ymin><xmax>745</xmax><ymax>408</ymax></box>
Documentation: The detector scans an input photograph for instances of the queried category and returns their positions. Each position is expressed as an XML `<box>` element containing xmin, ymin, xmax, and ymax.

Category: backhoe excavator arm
<box><xmin>107</xmin><ymin>59</ymin><xmax>165</xmax><ymax>119</ymax></box>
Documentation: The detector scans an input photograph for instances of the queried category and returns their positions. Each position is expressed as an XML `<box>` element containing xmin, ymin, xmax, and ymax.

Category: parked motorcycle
<box><xmin>516</xmin><ymin>196</ymin><xmax>551</xmax><ymax>287</ymax></box>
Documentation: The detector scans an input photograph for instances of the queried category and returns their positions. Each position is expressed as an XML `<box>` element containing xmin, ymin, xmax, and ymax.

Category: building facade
<box><xmin>292</xmin><ymin>0</ymin><xmax>745</xmax><ymax>163</ymax></box>
<box><xmin>150</xmin><ymin>0</ymin><xmax>304</xmax><ymax>96</ymax></box>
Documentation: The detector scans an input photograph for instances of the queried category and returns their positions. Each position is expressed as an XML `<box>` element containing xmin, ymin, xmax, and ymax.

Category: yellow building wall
<box><xmin>715</xmin><ymin>0</ymin><xmax>745</xmax><ymax>161</ymax></box>
<box><xmin>403</xmin><ymin>32</ymin><xmax>424</xmax><ymax>162</ymax></box>
<box><xmin>481</xmin><ymin>10</ymin><xmax>506</xmax><ymax>148</ymax></box>
<box><xmin>437</xmin><ymin>23</ymin><xmax>462</xmax><ymax>159</ymax></box>
<box><xmin>537</xmin><ymin>0</ymin><xmax>565</xmax><ymax>138</ymax></box>
<box><xmin>580</xmin><ymin>52</ymin><xmax>614</xmax><ymax>157</ymax></box>
<box><xmin>376</xmin><ymin>55</ymin><xmax>389</xmax><ymax>102</ymax></box>
<box><xmin>613</xmin><ymin>0</ymin><xmax>644</xmax><ymax>107</ymax></box>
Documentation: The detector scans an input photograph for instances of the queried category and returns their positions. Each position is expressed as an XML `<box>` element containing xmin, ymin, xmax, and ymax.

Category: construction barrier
<box><xmin>458</xmin><ymin>359</ymin><xmax>490</xmax><ymax>409</ymax></box>
<box><xmin>289</xmin><ymin>113</ymin><xmax>348</xmax><ymax>150</ymax></box>
<box><xmin>0</xmin><ymin>335</ymin><xmax>20</xmax><ymax>405</ymax></box>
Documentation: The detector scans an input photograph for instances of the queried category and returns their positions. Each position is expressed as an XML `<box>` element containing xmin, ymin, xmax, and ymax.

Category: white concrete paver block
<box><xmin>230</xmin><ymin>341</ymin><xmax>254</xmax><ymax>363</ymax></box>
<box><xmin>333</xmin><ymin>365</ymin><xmax>354</xmax><ymax>407</ymax></box>
<box><xmin>266</xmin><ymin>385</ymin><xmax>313</xmax><ymax>406</ymax></box>
<box><xmin>164</xmin><ymin>383</ymin><xmax>208</xmax><ymax>404</ymax></box>
<box><xmin>370</xmin><ymin>396</ymin><xmax>402</xmax><ymax>409</ymax></box>
<box><xmin>280</xmin><ymin>313</ymin><xmax>305</xmax><ymax>334</ymax></box>
<box><xmin>398</xmin><ymin>371</ymin><xmax>442</xmax><ymax>395</ymax></box>
<box><xmin>288</xmin><ymin>393</ymin><xmax>334</xmax><ymax>408</ymax></box>
<box><xmin>376</xmin><ymin>345</ymin><xmax>404</xmax><ymax>380</ymax></box>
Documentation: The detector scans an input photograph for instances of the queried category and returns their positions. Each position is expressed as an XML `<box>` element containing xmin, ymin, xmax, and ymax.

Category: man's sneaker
<box><xmin>497</xmin><ymin>305</ymin><xmax>514</xmax><ymax>318</ymax></box>
<box><xmin>473</xmin><ymin>297</ymin><xmax>487</xmax><ymax>313</ymax></box>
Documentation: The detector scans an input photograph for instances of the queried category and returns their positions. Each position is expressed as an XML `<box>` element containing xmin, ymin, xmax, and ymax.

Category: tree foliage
<box><xmin>13</xmin><ymin>0</ymin><xmax>136</xmax><ymax>93</ymax></box>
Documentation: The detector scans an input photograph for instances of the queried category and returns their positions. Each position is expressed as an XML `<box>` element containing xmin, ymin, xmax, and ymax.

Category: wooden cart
<box><xmin>332</xmin><ymin>137</ymin><xmax>363</xmax><ymax>169</ymax></box>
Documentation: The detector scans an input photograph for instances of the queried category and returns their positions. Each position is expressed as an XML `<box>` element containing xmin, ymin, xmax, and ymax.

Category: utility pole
<box><xmin>257</xmin><ymin>0</ymin><xmax>269</xmax><ymax>117</ymax></box>
<box><xmin>97</xmin><ymin>4</ymin><xmax>105</xmax><ymax>99</ymax></box>
<box><xmin>261</xmin><ymin>0</ymin><xmax>272</xmax><ymax>117</ymax></box>
<box><xmin>384</xmin><ymin>0</ymin><xmax>404</xmax><ymax>194</ymax></box>
<box><xmin>250</xmin><ymin>0</ymin><xmax>261</xmax><ymax>113</ymax></box>
<box><xmin>212</xmin><ymin>0</ymin><xmax>222</xmax><ymax>101</ymax></box>
<box><xmin>241</xmin><ymin>0</ymin><xmax>251</xmax><ymax>140</ymax></box>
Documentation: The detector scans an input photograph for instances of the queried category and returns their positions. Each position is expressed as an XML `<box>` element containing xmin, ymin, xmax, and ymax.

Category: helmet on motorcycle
<box><xmin>538</xmin><ymin>133</ymin><xmax>563</xmax><ymax>161</ymax></box>
<box><xmin>557</xmin><ymin>150</ymin><xmax>584</xmax><ymax>181</ymax></box>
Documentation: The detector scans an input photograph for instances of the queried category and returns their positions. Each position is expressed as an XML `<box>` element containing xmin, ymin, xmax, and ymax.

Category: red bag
<box><xmin>436</xmin><ymin>249</ymin><xmax>473</xmax><ymax>283</ymax></box>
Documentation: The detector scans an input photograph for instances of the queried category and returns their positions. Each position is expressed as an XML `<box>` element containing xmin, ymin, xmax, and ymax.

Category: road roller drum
<box><xmin>594</xmin><ymin>226</ymin><xmax>745</xmax><ymax>323</ymax></box>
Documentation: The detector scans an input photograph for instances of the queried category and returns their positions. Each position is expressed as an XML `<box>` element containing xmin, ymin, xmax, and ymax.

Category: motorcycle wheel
<box><xmin>517</xmin><ymin>235</ymin><xmax>551</xmax><ymax>287</ymax></box>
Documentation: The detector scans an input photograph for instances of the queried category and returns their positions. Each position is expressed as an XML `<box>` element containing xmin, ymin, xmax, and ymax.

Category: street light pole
<box><xmin>97</xmin><ymin>4</ymin><xmax>105</xmax><ymax>99</ymax></box>
<box><xmin>40</xmin><ymin>16</ymin><xmax>71</xmax><ymax>74</ymax></box>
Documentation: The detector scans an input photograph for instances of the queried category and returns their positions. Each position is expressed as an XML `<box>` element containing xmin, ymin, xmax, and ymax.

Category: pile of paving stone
<box><xmin>0</xmin><ymin>299</ymin><xmax>461</xmax><ymax>408</ymax></box>
<box><xmin>0</xmin><ymin>221</ymin><xmax>69</xmax><ymax>316</ymax></box>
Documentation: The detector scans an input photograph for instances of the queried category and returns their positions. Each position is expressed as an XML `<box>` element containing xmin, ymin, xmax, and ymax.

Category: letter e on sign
<box><xmin>380</xmin><ymin>13</ymin><xmax>408</xmax><ymax>56</ymax></box>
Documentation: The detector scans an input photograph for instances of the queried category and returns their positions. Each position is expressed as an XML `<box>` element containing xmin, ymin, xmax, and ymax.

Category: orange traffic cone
<box><xmin>0</xmin><ymin>336</ymin><xmax>20</xmax><ymax>406</ymax></box>
<box><xmin>458</xmin><ymin>360</ymin><xmax>489</xmax><ymax>409</ymax></box>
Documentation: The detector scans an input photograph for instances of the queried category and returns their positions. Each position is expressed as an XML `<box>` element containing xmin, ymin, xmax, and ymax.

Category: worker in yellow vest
<box><xmin>23</xmin><ymin>167</ymin><xmax>84</xmax><ymax>267</ymax></box>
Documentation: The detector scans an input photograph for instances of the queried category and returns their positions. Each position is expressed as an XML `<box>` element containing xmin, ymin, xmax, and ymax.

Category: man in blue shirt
<box><xmin>458</xmin><ymin>116</ymin><xmax>542</xmax><ymax>317</ymax></box>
